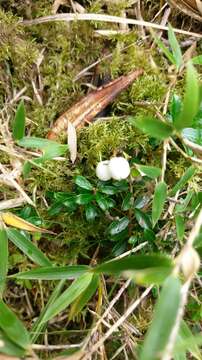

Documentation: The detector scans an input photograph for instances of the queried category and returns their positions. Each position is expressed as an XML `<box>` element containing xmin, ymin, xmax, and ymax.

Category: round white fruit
<box><xmin>108</xmin><ymin>157</ymin><xmax>130</xmax><ymax>180</ymax></box>
<box><xmin>96</xmin><ymin>160</ymin><xmax>111</xmax><ymax>181</ymax></box>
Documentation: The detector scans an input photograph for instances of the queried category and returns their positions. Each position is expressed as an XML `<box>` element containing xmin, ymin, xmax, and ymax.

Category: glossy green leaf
<box><xmin>174</xmin><ymin>63</ymin><xmax>199</xmax><ymax>130</ymax></box>
<box><xmin>136</xmin><ymin>165</ymin><xmax>161</xmax><ymax>179</ymax></box>
<box><xmin>75</xmin><ymin>193</ymin><xmax>94</xmax><ymax>205</ymax></box>
<box><xmin>140</xmin><ymin>276</ymin><xmax>181</xmax><ymax>360</ymax></box>
<box><xmin>0</xmin><ymin>300</ymin><xmax>30</xmax><ymax>349</ymax></box>
<box><xmin>168</xmin><ymin>24</ymin><xmax>183</xmax><ymax>70</ymax></box>
<box><xmin>11</xmin><ymin>265</ymin><xmax>89</xmax><ymax>280</ymax></box>
<box><xmin>12</xmin><ymin>100</ymin><xmax>25</xmax><ymax>140</ymax></box>
<box><xmin>122</xmin><ymin>193</ymin><xmax>133</xmax><ymax>211</ymax></box>
<box><xmin>96</xmin><ymin>193</ymin><xmax>115</xmax><ymax>211</ymax></box>
<box><xmin>0</xmin><ymin>329</ymin><xmax>25</xmax><ymax>357</ymax></box>
<box><xmin>98</xmin><ymin>184</ymin><xmax>119</xmax><ymax>195</ymax></box>
<box><xmin>31</xmin><ymin>279</ymin><xmax>65</xmax><ymax>342</ymax></box>
<box><xmin>0</xmin><ymin>229</ymin><xmax>8</xmax><ymax>298</ymax></box>
<box><xmin>74</xmin><ymin>176</ymin><xmax>93</xmax><ymax>191</ymax></box>
<box><xmin>135</xmin><ymin>209</ymin><xmax>152</xmax><ymax>229</ymax></box>
<box><xmin>7</xmin><ymin>228</ymin><xmax>51</xmax><ymax>267</ymax></box>
<box><xmin>69</xmin><ymin>274</ymin><xmax>99</xmax><ymax>319</ymax></box>
<box><xmin>94</xmin><ymin>254</ymin><xmax>173</xmax><ymax>274</ymax></box>
<box><xmin>130</xmin><ymin>116</ymin><xmax>173</xmax><ymax>140</ymax></box>
<box><xmin>42</xmin><ymin>272</ymin><xmax>93</xmax><ymax>322</ymax></box>
<box><xmin>108</xmin><ymin>217</ymin><xmax>130</xmax><ymax>236</ymax></box>
<box><xmin>152</xmin><ymin>181</ymin><xmax>167</xmax><ymax>227</ymax></box>
<box><xmin>175</xmin><ymin>215</ymin><xmax>185</xmax><ymax>242</ymax></box>
<box><xmin>85</xmin><ymin>204</ymin><xmax>98</xmax><ymax>222</ymax></box>
<box><xmin>170</xmin><ymin>166</ymin><xmax>196</xmax><ymax>196</ymax></box>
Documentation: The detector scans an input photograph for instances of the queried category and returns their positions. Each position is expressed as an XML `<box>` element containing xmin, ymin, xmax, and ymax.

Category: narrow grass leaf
<box><xmin>174</xmin><ymin>63</ymin><xmax>199</xmax><ymax>130</ymax></box>
<box><xmin>0</xmin><ymin>229</ymin><xmax>8</xmax><ymax>298</ymax></box>
<box><xmin>7</xmin><ymin>228</ymin><xmax>52</xmax><ymax>266</ymax></box>
<box><xmin>140</xmin><ymin>276</ymin><xmax>181</xmax><ymax>360</ymax></box>
<box><xmin>12</xmin><ymin>100</ymin><xmax>25</xmax><ymax>141</ymax></box>
<box><xmin>0</xmin><ymin>329</ymin><xmax>26</xmax><ymax>357</ymax></box>
<box><xmin>94</xmin><ymin>254</ymin><xmax>173</xmax><ymax>274</ymax></box>
<box><xmin>130</xmin><ymin>116</ymin><xmax>173</xmax><ymax>140</ymax></box>
<box><xmin>151</xmin><ymin>29</ymin><xmax>175</xmax><ymax>65</ymax></box>
<box><xmin>0</xmin><ymin>300</ymin><xmax>30</xmax><ymax>350</ymax></box>
<box><xmin>170</xmin><ymin>166</ymin><xmax>196</xmax><ymax>196</ymax></box>
<box><xmin>69</xmin><ymin>274</ymin><xmax>99</xmax><ymax>320</ymax></box>
<box><xmin>168</xmin><ymin>24</ymin><xmax>183</xmax><ymax>70</ymax></box>
<box><xmin>175</xmin><ymin>215</ymin><xmax>185</xmax><ymax>242</ymax></box>
<box><xmin>42</xmin><ymin>273</ymin><xmax>93</xmax><ymax>322</ymax></box>
<box><xmin>1</xmin><ymin>212</ymin><xmax>54</xmax><ymax>234</ymax></box>
<box><xmin>173</xmin><ymin>321</ymin><xmax>202</xmax><ymax>360</ymax></box>
<box><xmin>17</xmin><ymin>136</ymin><xmax>67</xmax><ymax>150</ymax></box>
<box><xmin>152</xmin><ymin>181</ymin><xmax>167</xmax><ymax>227</ymax></box>
<box><xmin>136</xmin><ymin>165</ymin><xmax>161</xmax><ymax>179</ymax></box>
<box><xmin>11</xmin><ymin>265</ymin><xmax>90</xmax><ymax>280</ymax></box>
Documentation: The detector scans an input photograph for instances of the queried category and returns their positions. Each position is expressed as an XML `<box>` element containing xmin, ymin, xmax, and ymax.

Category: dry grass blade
<box><xmin>47</xmin><ymin>69</ymin><xmax>143</xmax><ymax>140</ymax></box>
<box><xmin>168</xmin><ymin>0</ymin><xmax>202</xmax><ymax>20</ymax></box>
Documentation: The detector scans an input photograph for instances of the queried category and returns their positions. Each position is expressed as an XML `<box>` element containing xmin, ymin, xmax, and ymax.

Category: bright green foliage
<box><xmin>0</xmin><ymin>229</ymin><xmax>8</xmax><ymax>298</ymax></box>
<box><xmin>12</xmin><ymin>100</ymin><xmax>26</xmax><ymax>140</ymax></box>
<box><xmin>152</xmin><ymin>181</ymin><xmax>167</xmax><ymax>227</ymax></box>
<box><xmin>130</xmin><ymin>116</ymin><xmax>173</xmax><ymax>140</ymax></box>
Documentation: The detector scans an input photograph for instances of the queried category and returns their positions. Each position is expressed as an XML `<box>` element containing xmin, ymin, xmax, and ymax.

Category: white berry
<box><xmin>108</xmin><ymin>157</ymin><xmax>130</xmax><ymax>180</ymax></box>
<box><xmin>96</xmin><ymin>160</ymin><xmax>111</xmax><ymax>181</ymax></box>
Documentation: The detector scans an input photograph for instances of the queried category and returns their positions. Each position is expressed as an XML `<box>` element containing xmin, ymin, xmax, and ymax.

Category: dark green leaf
<box><xmin>152</xmin><ymin>181</ymin><xmax>167</xmax><ymax>227</ymax></box>
<box><xmin>76</xmin><ymin>193</ymin><xmax>94</xmax><ymax>205</ymax></box>
<box><xmin>0</xmin><ymin>229</ymin><xmax>8</xmax><ymax>298</ymax></box>
<box><xmin>85</xmin><ymin>204</ymin><xmax>98</xmax><ymax>222</ymax></box>
<box><xmin>130</xmin><ymin>116</ymin><xmax>173</xmax><ymax>140</ymax></box>
<box><xmin>7</xmin><ymin>228</ymin><xmax>52</xmax><ymax>267</ymax></box>
<box><xmin>108</xmin><ymin>217</ymin><xmax>130</xmax><ymax>236</ymax></box>
<box><xmin>136</xmin><ymin>165</ymin><xmax>161</xmax><ymax>179</ymax></box>
<box><xmin>94</xmin><ymin>254</ymin><xmax>173</xmax><ymax>274</ymax></box>
<box><xmin>140</xmin><ymin>276</ymin><xmax>181</xmax><ymax>360</ymax></box>
<box><xmin>96</xmin><ymin>193</ymin><xmax>115</xmax><ymax>211</ymax></box>
<box><xmin>98</xmin><ymin>184</ymin><xmax>119</xmax><ymax>195</ymax></box>
<box><xmin>12</xmin><ymin>100</ymin><xmax>25</xmax><ymax>141</ymax></box>
<box><xmin>170</xmin><ymin>166</ymin><xmax>196</xmax><ymax>196</ymax></box>
<box><xmin>168</xmin><ymin>24</ymin><xmax>183</xmax><ymax>70</ymax></box>
<box><xmin>175</xmin><ymin>215</ymin><xmax>185</xmax><ymax>242</ymax></box>
<box><xmin>10</xmin><ymin>265</ymin><xmax>89</xmax><ymax>280</ymax></box>
<box><xmin>135</xmin><ymin>209</ymin><xmax>152</xmax><ymax>229</ymax></box>
<box><xmin>122</xmin><ymin>193</ymin><xmax>133</xmax><ymax>211</ymax></box>
<box><xmin>74</xmin><ymin>176</ymin><xmax>93</xmax><ymax>191</ymax></box>
<box><xmin>0</xmin><ymin>300</ymin><xmax>30</xmax><ymax>349</ymax></box>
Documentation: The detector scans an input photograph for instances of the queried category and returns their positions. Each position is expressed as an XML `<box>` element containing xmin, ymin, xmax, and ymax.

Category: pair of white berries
<box><xmin>96</xmin><ymin>157</ymin><xmax>130</xmax><ymax>181</ymax></box>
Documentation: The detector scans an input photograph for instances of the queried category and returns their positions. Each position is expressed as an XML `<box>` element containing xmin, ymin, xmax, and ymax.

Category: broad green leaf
<box><xmin>170</xmin><ymin>166</ymin><xmax>196</xmax><ymax>196</ymax></box>
<box><xmin>171</xmin><ymin>95</ymin><xmax>182</xmax><ymax>122</ymax></box>
<box><xmin>96</xmin><ymin>193</ymin><xmax>115</xmax><ymax>211</ymax></box>
<box><xmin>152</xmin><ymin>29</ymin><xmax>175</xmax><ymax>66</ymax></box>
<box><xmin>85</xmin><ymin>204</ymin><xmax>98</xmax><ymax>222</ymax></box>
<box><xmin>98</xmin><ymin>184</ymin><xmax>119</xmax><ymax>195</ymax></box>
<box><xmin>130</xmin><ymin>116</ymin><xmax>173</xmax><ymax>140</ymax></box>
<box><xmin>192</xmin><ymin>55</ymin><xmax>202</xmax><ymax>65</ymax></box>
<box><xmin>128</xmin><ymin>266</ymin><xmax>172</xmax><ymax>285</ymax></box>
<box><xmin>0</xmin><ymin>329</ymin><xmax>25</xmax><ymax>357</ymax></box>
<box><xmin>140</xmin><ymin>276</ymin><xmax>181</xmax><ymax>360</ymax></box>
<box><xmin>135</xmin><ymin>209</ymin><xmax>152</xmax><ymax>229</ymax></box>
<box><xmin>17</xmin><ymin>137</ymin><xmax>66</xmax><ymax>150</ymax></box>
<box><xmin>69</xmin><ymin>274</ymin><xmax>99</xmax><ymax>319</ymax></box>
<box><xmin>31</xmin><ymin>279</ymin><xmax>65</xmax><ymax>342</ymax></box>
<box><xmin>175</xmin><ymin>190</ymin><xmax>194</xmax><ymax>213</ymax></box>
<box><xmin>7</xmin><ymin>228</ymin><xmax>52</xmax><ymax>266</ymax></box>
<box><xmin>136</xmin><ymin>165</ymin><xmax>161</xmax><ymax>179</ymax></box>
<box><xmin>108</xmin><ymin>217</ymin><xmax>130</xmax><ymax>236</ymax></box>
<box><xmin>94</xmin><ymin>254</ymin><xmax>173</xmax><ymax>274</ymax></box>
<box><xmin>0</xmin><ymin>300</ymin><xmax>30</xmax><ymax>350</ymax></box>
<box><xmin>75</xmin><ymin>193</ymin><xmax>94</xmax><ymax>205</ymax></box>
<box><xmin>174</xmin><ymin>63</ymin><xmax>199</xmax><ymax>130</ymax></box>
<box><xmin>168</xmin><ymin>24</ymin><xmax>183</xmax><ymax>70</ymax></box>
<box><xmin>12</xmin><ymin>100</ymin><xmax>25</xmax><ymax>140</ymax></box>
<box><xmin>175</xmin><ymin>215</ymin><xmax>185</xmax><ymax>242</ymax></box>
<box><xmin>42</xmin><ymin>272</ymin><xmax>93</xmax><ymax>322</ymax></box>
<box><xmin>74</xmin><ymin>176</ymin><xmax>93</xmax><ymax>191</ymax></box>
<box><xmin>11</xmin><ymin>265</ymin><xmax>89</xmax><ymax>280</ymax></box>
<box><xmin>0</xmin><ymin>229</ymin><xmax>8</xmax><ymax>298</ymax></box>
<box><xmin>174</xmin><ymin>321</ymin><xmax>202</xmax><ymax>360</ymax></box>
<box><xmin>152</xmin><ymin>181</ymin><xmax>167</xmax><ymax>227</ymax></box>
<box><xmin>122</xmin><ymin>193</ymin><xmax>133</xmax><ymax>211</ymax></box>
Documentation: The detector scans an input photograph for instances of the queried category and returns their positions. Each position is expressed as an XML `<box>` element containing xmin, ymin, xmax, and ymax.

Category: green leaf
<box><xmin>69</xmin><ymin>274</ymin><xmax>99</xmax><ymax>319</ymax></box>
<box><xmin>174</xmin><ymin>321</ymin><xmax>202</xmax><ymax>360</ymax></box>
<box><xmin>75</xmin><ymin>193</ymin><xmax>94</xmax><ymax>205</ymax></box>
<box><xmin>140</xmin><ymin>276</ymin><xmax>181</xmax><ymax>360</ymax></box>
<box><xmin>151</xmin><ymin>29</ymin><xmax>175</xmax><ymax>66</ymax></box>
<box><xmin>129</xmin><ymin>266</ymin><xmax>173</xmax><ymax>285</ymax></box>
<box><xmin>18</xmin><ymin>137</ymin><xmax>65</xmax><ymax>150</ymax></box>
<box><xmin>175</xmin><ymin>215</ymin><xmax>185</xmax><ymax>242</ymax></box>
<box><xmin>135</xmin><ymin>209</ymin><xmax>152</xmax><ymax>229</ymax></box>
<box><xmin>0</xmin><ymin>300</ymin><xmax>30</xmax><ymax>350</ymax></box>
<box><xmin>168</xmin><ymin>24</ymin><xmax>183</xmax><ymax>70</ymax></box>
<box><xmin>85</xmin><ymin>204</ymin><xmax>98</xmax><ymax>222</ymax></box>
<box><xmin>95</xmin><ymin>193</ymin><xmax>115</xmax><ymax>211</ymax></box>
<box><xmin>174</xmin><ymin>63</ymin><xmax>199</xmax><ymax>130</ymax></box>
<box><xmin>171</xmin><ymin>95</ymin><xmax>182</xmax><ymax>122</ymax></box>
<box><xmin>94</xmin><ymin>254</ymin><xmax>173</xmax><ymax>274</ymax></box>
<box><xmin>0</xmin><ymin>329</ymin><xmax>26</xmax><ymax>357</ymax></box>
<box><xmin>152</xmin><ymin>181</ymin><xmax>167</xmax><ymax>227</ymax></box>
<box><xmin>11</xmin><ymin>265</ymin><xmax>89</xmax><ymax>280</ymax></box>
<box><xmin>136</xmin><ymin>165</ymin><xmax>162</xmax><ymax>179</ymax></box>
<box><xmin>130</xmin><ymin>116</ymin><xmax>173</xmax><ymax>140</ymax></box>
<box><xmin>74</xmin><ymin>176</ymin><xmax>93</xmax><ymax>191</ymax></box>
<box><xmin>122</xmin><ymin>193</ymin><xmax>133</xmax><ymax>211</ymax></box>
<box><xmin>31</xmin><ymin>279</ymin><xmax>65</xmax><ymax>342</ymax></box>
<box><xmin>108</xmin><ymin>217</ymin><xmax>130</xmax><ymax>236</ymax></box>
<box><xmin>42</xmin><ymin>272</ymin><xmax>93</xmax><ymax>322</ymax></box>
<box><xmin>0</xmin><ymin>229</ymin><xmax>8</xmax><ymax>298</ymax></box>
<box><xmin>170</xmin><ymin>166</ymin><xmax>196</xmax><ymax>196</ymax></box>
<box><xmin>7</xmin><ymin>228</ymin><xmax>52</xmax><ymax>267</ymax></box>
<box><xmin>98</xmin><ymin>184</ymin><xmax>119</xmax><ymax>195</ymax></box>
<box><xmin>12</xmin><ymin>100</ymin><xmax>25</xmax><ymax>141</ymax></box>
<box><xmin>192</xmin><ymin>55</ymin><xmax>202</xmax><ymax>65</ymax></box>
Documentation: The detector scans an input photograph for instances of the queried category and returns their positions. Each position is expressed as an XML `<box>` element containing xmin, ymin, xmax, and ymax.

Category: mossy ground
<box><xmin>0</xmin><ymin>1</ymin><xmax>201</xmax><ymax>359</ymax></box>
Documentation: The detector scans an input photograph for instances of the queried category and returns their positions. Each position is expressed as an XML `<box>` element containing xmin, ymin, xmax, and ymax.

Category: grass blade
<box><xmin>152</xmin><ymin>181</ymin><xmax>167</xmax><ymax>227</ymax></box>
<box><xmin>170</xmin><ymin>166</ymin><xmax>196</xmax><ymax>196</ymax></box>
<box><xmin>11</xmin><ymin>265</ymin><xmax>90</xmax><ymax>280</ymax></box>
<box><xmin>12</xmin><ymin>100</ymin><xmax>25</xmax><ymax>141</ymax></box>
<box><xmin>168</xmin><ymin>24</ymin><xmax>183</xmax><ymax>70</ymax></box>
<box><xmin>0</xmin><ymin>229</ymin><xmax>8</xmax><ymax>298</ymax></box>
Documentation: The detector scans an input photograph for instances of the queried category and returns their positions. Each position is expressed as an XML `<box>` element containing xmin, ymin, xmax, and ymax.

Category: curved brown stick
<box><xmin>47</xmin><ymin>68</ymin><xmax>143</xmax><ymax>140</ymax></box>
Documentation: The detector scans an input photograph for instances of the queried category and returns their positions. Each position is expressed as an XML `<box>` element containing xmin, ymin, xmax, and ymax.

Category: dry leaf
<box><xmin>168</xmin><ymin>0</ymin><xmax>202</xmax><ymax>20</ymax></box>
<box><xmin>68</xmin><ymin>120</ymin><xmax>77</xmax><ymax>163</ymax></box>
<box><xmin>47</xmin><ymin>69</ymin><xmax>143</xmax><ymax>140</ymax></box>
<box><xmin>1</xmin><ymin>212</ymin><xmax>55</xmax><ymax>234</ymax></box>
